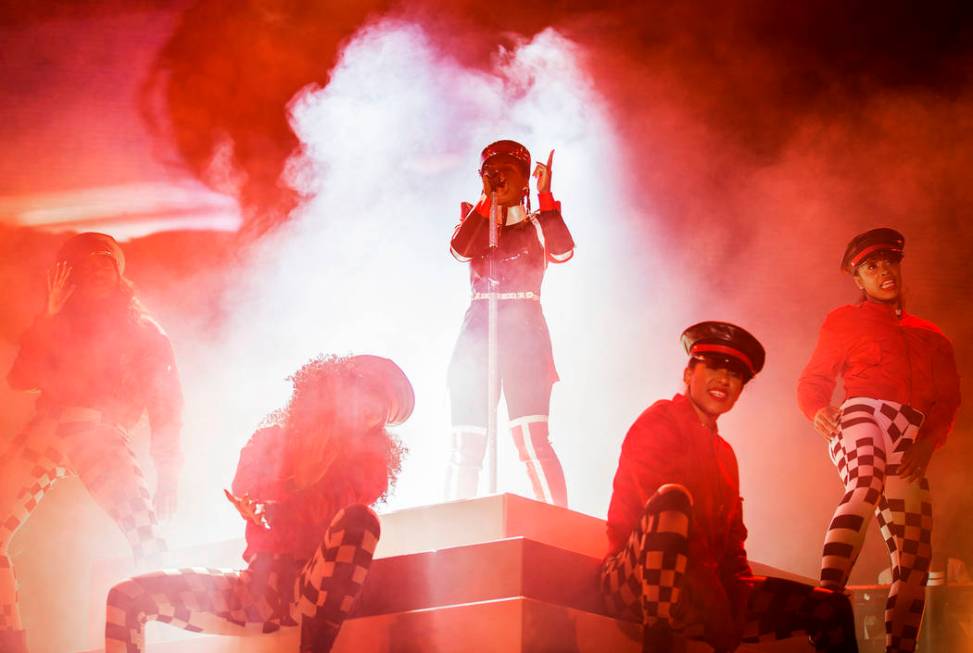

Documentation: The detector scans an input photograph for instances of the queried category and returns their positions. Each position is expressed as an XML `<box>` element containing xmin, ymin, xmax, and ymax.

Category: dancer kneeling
<box><xmin>105</xmin><ymin>354</ymin><xmax>413</xmax><ymax>653</ymax></box>
<box><xmin>601</xmin><ymin>322</ymin><xmax>857</xmax><ymax>653</ymax></box>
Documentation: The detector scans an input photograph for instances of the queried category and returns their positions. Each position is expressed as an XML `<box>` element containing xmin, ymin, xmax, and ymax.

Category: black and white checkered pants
<box><xmin>601</xmin><ymin>484</ymin><xmax>857</xmax><ymax>651</ymax></box>
<box><xmin>822</xmin><ymin>397</ymin><xmax>931</xmax><ymax>653</ymax></box>
<box><xmin>0</xmin><ymin>410</ymin><xmax>164</xmax><ymax>632</ymax></box>
<box><xmin>105</xmin><ymin>504</ymin><xmax>380</xmax><ymax>653</ymax></box>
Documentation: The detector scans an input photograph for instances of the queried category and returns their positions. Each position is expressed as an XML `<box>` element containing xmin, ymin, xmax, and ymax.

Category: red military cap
<box><xmin>480</xmin><ymin>139</ymin><xmax>531</xmax><ymax>179</ymax></box>
<box><xmin>681</xmin><ymin>321</ymin><xmax>766</xmax><ymax>380</ymax></box>
<box><xmin>840</xmin><ymin>227</ymin><xmax>904</xmax><ymax>273</ymax></box>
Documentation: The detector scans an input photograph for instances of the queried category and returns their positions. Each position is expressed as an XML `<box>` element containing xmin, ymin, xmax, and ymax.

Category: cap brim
<box><xmin>348</xmin><ymin>355</ymin><xmax>415</xmax><ymax>425</ymax></box>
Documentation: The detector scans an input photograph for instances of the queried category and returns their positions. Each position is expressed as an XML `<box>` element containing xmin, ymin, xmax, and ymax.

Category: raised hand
<box><xmin>533</xmin><ymin>149</ymin><xmax>555</xmax><ymax>194</ymax></box>
<box><xmin>46</xmin><ymin>261</ymin><xmax>75</xmax><ymax>315</ymax></box>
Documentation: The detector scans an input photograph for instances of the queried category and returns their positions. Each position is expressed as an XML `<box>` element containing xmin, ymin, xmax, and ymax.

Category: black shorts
<box><xmin>447</xmin><ymin>301</ymin><xmax>558</xmax><ymax>426</ymax></box>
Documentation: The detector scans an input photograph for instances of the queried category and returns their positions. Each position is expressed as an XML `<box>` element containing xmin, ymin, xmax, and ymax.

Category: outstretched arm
<box><xmin>797</xmin><ymin>312</ymin><xmax>845</xmax><ymax>438</ymax></box>
<box><xmin>920</xmin><ymin>334</ymin><xmax>961</xmax><ymax>448</ymax></box>
<box><xmin>900</xmin><ymin>333</ymin><xmax>961</xmax><ymax>481</ymax></box>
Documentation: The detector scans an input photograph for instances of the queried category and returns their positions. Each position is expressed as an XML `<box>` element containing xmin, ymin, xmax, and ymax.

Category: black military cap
<box><xmin>840</xmin><ymin>227</ymin><xmax>904</xmax><ymax>273</ymax></box>
<box><xmin>57</xmin><ymin>232</ymin><xmax>126</xmax><ymax>275</ymax></box>
<box><xmin>681</xmin><ymin>321</ymin><xmax>765</xmax><ymax>380</ymax></box>
<box><xmin>480</xmin><ymin>139</ymin><xmax>531</xmax><ymax>178</ymax></box>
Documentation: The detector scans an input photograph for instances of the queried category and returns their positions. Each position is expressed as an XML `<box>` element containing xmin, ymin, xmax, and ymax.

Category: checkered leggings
<box><xmin>822</xmin><ymin>397</ymin><xmax>931</xmax><ymax>653</ymax></box>
<box><xmin>0</xmin><ymin>410</ymin><xmax>164</xmax><ymax>631</ymax></box>
<box><xmin>601</xmin><ymin>484</ymin><xmax>857</xmax><ymax>652</ymax></box>
<box><xmin>105</xmin><ymin>504</ymin><xmax>380</xmax><ymax>653</ymax></box>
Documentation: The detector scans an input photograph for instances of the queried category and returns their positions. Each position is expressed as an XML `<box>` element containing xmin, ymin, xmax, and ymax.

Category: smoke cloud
<box><xmin>152</xmin><ymin>2</ymin><xmax>973</xmax><ymax>581</ymax></box>
<box><xmin>149</xmin><ymin>0</ymin><xmax>973</xmax><ymax>578</ymax></box>
<box><xmin>2</xmin><ymin>2</ymin><xmax>973</xmax><ymax>650</ymax></box>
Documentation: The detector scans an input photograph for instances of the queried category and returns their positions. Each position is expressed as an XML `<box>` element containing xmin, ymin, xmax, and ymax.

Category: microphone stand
<box><xmin>486</xmin><ymin>190</ymin><xmax>499</xmax><ymax>495</ymax></box>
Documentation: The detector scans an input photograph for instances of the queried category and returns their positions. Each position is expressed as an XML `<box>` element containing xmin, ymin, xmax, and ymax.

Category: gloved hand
<box><xmin>224</xmin><ymin>489</ymin><xmax>273</xmax><ymax>530</ymax></box>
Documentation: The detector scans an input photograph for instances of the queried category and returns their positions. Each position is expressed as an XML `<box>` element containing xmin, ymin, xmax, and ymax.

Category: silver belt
<box><xmin>472</xmin><ymin>291</ymin><xmax>539</xmax><ymax>301</ymax></box>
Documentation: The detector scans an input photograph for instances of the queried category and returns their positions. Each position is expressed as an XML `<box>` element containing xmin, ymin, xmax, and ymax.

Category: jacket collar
<box><xmin>861</xmin><ymin>298</ymin><xmax>905</xmax><ymax>320</ymax></box>
<box><xmin>672</xmin><ymin>392</ymin><xmax>721</xmax><ymax>435</ymax></box>
<box><xmin>504</xmin><ymin>204</ymin><xmax>528</xmax><ymax>225</ymax></box>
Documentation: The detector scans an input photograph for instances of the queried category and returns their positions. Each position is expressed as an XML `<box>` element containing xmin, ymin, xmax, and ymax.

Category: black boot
<box><xmin>642</xmin><ymin>622</ymin><xmax>674</xmax><ymax>653</ymax></box>
<box><xmin>0</xmin><ymin>630</ymin><xmax>28</xmax><ymax>653</ymax></box>
<box><xmin>300</xmin><ymin>615</ymin><xmax>341</xmax><ymax>653</ymax></box>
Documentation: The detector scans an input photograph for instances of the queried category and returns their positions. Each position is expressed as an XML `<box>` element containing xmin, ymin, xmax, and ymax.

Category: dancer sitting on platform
<box><xmin>798</xmin><ymin>228</ymin><xmax>960</xmax><ymax>653</ymax></box>
<box><xmin>1</xmin><ymin>232</ymin><xmax>182</xmax><ymax>653</ymax></box>
<box><xmin>105</xmin><ymin>354</ymin><xmax>413</xmax><ymax>653</ymax></box>
<box><xmin>445</xmin><ymin>139</ymin><xmax>574</xmax><ymax>506</ymax></box>
<box><xmin>602</xmin><ymin>322</ymin><xmax>858</xmax><ymax>653</ymax></box>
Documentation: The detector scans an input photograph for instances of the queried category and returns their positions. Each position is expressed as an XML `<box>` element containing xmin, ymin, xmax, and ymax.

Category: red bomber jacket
<box><xmin>606</xmin><ymin>394</ymin><xmax>751</xmax><ymax>583</ymax></box>
<box><xmin>449</xmin><ymin>191</ymin><xmax>574</xmax><ymax>296</ymax></box>
<box><xmin>7</xmin><ymin>309</ymin><xmax>183</xmax><ymax>477</ymax></box>
<box><xmin>797</xmin><ymin>301</ymin><xmax>961</xmax><ymax>447</ymax></box>
<box><xmin>232</xmin><ymin>426</ymin><xmax>387</xmax><ymax>563</ymax></box>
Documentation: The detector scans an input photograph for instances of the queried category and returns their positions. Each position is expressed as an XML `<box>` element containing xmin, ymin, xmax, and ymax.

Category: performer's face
<box><xmin>75</xmin><ymin>254</ymin><xmax>119</xmax><ymax>300</ymax></box>
<box><xmin>683</xmin><ymin>358</ymin><xmax>744</xmax><ymax>424</ymax></box>
<box><xmin>482</xmin><ymin>159</ymin><xmax>528</xmax><ymax>207</ymax></box>
<box><xmin>854</xmin><ymin>252</ymin><xmax>902</xmax><ymax>303</ymax></box>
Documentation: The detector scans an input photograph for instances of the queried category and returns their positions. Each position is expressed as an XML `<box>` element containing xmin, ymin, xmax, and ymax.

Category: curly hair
<box><xmin>266</xmin><ymin>354</ymin><xmax>407</xmax><ymax>504</ymax></box>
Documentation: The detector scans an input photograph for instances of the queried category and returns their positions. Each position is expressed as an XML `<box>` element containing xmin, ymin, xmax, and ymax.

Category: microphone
<box><xmin>483</xmin><ymin>169</ymin><xmax>506</xmax><ymax>190</ymax></box>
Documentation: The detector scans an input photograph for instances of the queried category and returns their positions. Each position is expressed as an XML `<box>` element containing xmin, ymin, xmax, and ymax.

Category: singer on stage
<box><xmin>444</xmin><ymin>140</ymin><xmax>574</xmax><ymax>506</ymax></box>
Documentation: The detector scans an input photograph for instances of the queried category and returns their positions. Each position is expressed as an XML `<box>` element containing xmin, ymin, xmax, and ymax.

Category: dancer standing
<box><xmin>798</xmin><ymin>228</ymin><xmax>961</xmax><ymax>653</ymax></box>
<box><xmin>603</xmin><ymin>322</ymin><xmax>858</xmax><ymax>652</ymax></box>
<box><xmin>105</xmin><ymin>354</ymin><xmax>413</xmax><ymax>653</ymax></box>
<box><xmin>445</xmin><ymin>140</ymin><xmax>574</xmax><ymax>506</ymax></box>
<box><xmin>0</xmin><ymin>233</ymin><xmax>182</xmax><ymax>653</ymax></box>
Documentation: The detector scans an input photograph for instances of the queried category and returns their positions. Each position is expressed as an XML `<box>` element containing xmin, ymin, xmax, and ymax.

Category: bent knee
<box><xmin>653</xmin><ymin>483</ymin><xmax>694</xmax><ymax>508</ymax></box>
<box><xmin>333</xmin><ymin>504</ymin><xmax>381</xmax><ymax>540</ymax></box>
<box><xmin>641</xmin><ymin>484</ymin><xmax>694</xmax><ymax>530</ymax></box>
<box><xmin>106</xmin><ymin>579</ymin><xmax>143</xmax><ymax>611</ymax></box>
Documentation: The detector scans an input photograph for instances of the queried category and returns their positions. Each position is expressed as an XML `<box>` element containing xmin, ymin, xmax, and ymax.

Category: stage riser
<box><xmin>358</xmin><ymin>537</ymin><xmax>607</xmax><ymax>617</ymax></box>
<box><xmin>369</xmin><ymin>494</ymin><xmax>610</xmax><ymax>559</ymax></box>
<box><xmin>75</xmin><ymin>494</ymin><xmax>859</xmax><ymax>653</ymax></box>
<box><xmin>79</xmin><ymin>597</ymin><xmax>815</xmax><ymax>652</ymax></box>
<box><xmin>86</xmin><ymin>494</ymin><xmax>610</xmax><ymax>642</ymax></box>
